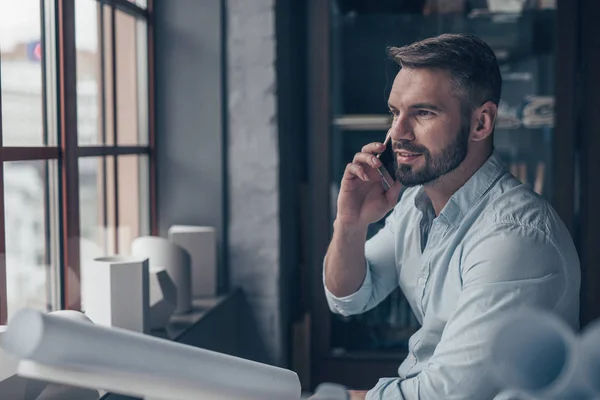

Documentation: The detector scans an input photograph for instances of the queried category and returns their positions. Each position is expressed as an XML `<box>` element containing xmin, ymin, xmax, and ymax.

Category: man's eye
<box><xmin>389</xmin><ymin>110</ymin><xmax>399</xmax><ymax>118</ymax></box>
<box><xmin>416</xmin><ymin>110</ymin><xmax>433</xmax><ymax>117</ymax></box>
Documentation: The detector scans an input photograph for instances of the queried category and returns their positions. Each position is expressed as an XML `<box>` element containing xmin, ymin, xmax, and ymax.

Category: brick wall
<box><xmin>226</xmin><ymin>0</ymin><xmax>284</xmax><ymax>367</ymax></box>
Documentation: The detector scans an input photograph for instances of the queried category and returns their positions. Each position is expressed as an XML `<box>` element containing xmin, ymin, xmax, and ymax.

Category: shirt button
<box><xmin>418</xmin><ymin>277</ymin><xmax>426</xmax><ymax>286</ymax></box>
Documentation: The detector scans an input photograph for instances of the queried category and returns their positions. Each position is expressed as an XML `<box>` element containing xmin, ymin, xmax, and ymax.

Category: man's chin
<box><xmin>396</xmin><ymin>179</ymin><xmax>424</xmax><ymax>187</ymax></box>
<box><xmin>395</xmin><ymin>166</ymin><xmax>429</xmax><ymax>187</ymax></box>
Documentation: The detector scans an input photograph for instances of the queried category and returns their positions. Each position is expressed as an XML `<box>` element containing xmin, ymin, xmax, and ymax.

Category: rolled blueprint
<box><xmin>2</xmin><ymin>309</ymin><xmax>301</xmax><ymax>400</ymax></box>
<box><xmin>493</xmin><ymin>389</ymin><xmax>537</xmax><ymax>400</ymax></box>
<box><xmin>1</xmin><ymin>311</ymin><xmax>94</xmax><ymax>399</ymax></box>
<box><xmin>1</xmin><ymin>310</ymin><xmax>91</xmax><ymax>382</ymax></box>
<box><xmin>487</xmin><ymin>309</ymin><xmax>593</xmax><ymax>399</ymax></box>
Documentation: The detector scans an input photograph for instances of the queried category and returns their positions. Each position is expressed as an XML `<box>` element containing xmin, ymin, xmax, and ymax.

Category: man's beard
<box><xmin>394</xmin><ymin>124</ymin><xmax>470</xmax><ymax>187</ymax></box>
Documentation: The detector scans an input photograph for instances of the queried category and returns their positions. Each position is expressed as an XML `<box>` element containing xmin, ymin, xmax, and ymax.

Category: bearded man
<box><xmin>322</xmin><ymin>33</ymin><xmax>580</xmax><ymax>400</ymax></box>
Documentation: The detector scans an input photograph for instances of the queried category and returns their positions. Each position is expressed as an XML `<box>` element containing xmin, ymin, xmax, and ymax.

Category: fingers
<box><xmin>360</xmin><ymin>142</ymin><xmax>386</xmax><ymax>154</ymax></box>
<box><xmin>343</xmin><ymin>142</ymin><xmax>390</xmax><ymax>185</ymax></box>
<box><xmin>344</xmin><ymin>162</ymin><xmax>370</xmax><ymax>182</ymax></box>
<box><xmin>352</xmin><ymin>152</ymin><xmax>382</xmax><ymax>168</ymax></box>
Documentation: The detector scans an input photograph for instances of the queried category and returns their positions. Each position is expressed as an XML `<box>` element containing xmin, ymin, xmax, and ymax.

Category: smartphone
<box><xmin>376</xmin><ymin>138</ymin><xmax>396</xmax><ymax>190</ymax></box>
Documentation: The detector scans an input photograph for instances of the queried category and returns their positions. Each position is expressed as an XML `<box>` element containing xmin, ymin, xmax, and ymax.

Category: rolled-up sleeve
<box><xmin>324</xmin><ymin>206</ymin><xmax>401</xmax><ymax>317</ymax></box>
<box><xmin>366</xmin><ymin>224</ymin><xmax>571</xmax><ymax>400</ymax></box>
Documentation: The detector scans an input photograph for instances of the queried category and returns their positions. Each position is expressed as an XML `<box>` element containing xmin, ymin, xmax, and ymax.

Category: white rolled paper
<box><xmin>579</xmin><ymin>320</ymin><xmax>600</xmax><ymax>396</ymax></box>
<box><xmin>493</xmin><ymin>389</ymin><xmax>539</xmax><ymax>400</ymax></box>
<box><xmin>49</xmin><ymin>309</ymin><xmax>94</xmax><ymax>325</ymax></box>
<box><xmin>168</xmin><ymin>225</ymin><xmax>217</xmax><ymax>297</ymax></box>
<box><xmin>1</xmin><ymin>311</ymin><xmax>93</xmax><ymax>399</ymax></box>
<box><xmin>132</xmin><ymin>236</ymin><xmax>192</xmax><ymax>314</ymax></box>
<box><xmin>488</xmin><ymin>309</ymin><xmax>593</xmax><ymax>399</ymax></box>
<box><xmin>2</xmin><ymin>309</ymin><xmax>301</xmax><ymax>400</ymax></box>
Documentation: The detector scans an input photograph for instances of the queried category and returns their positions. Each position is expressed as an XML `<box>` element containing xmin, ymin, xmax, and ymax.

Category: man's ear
<box><xmin>470</xmin><ymin>101</ymin><xmax>497</xmax><ymax>142</ymax></box>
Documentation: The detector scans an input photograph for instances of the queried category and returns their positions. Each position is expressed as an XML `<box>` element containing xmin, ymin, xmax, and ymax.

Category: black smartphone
<box><xmin>376</xmin><ymin>139</ymin><xmax>396</xmax><ymax>190</ymax></box>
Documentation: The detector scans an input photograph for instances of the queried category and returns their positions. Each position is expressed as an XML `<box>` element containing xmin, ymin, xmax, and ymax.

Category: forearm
<box><xmin>324</xmin><ymin>219</ymin><xmax>369</xmax><ymax>298</ymax></box>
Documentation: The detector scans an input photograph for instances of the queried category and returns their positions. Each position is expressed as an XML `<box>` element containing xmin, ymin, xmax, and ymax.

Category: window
<box><xmin>0</xmin><ymin>0</ymin><xmax>156</xmax><ymax>323</ymax></box>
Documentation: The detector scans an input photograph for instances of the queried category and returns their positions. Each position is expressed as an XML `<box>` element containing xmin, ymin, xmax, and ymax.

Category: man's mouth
<box><xmin>397</xmin><ymin>151</ymin><xmax>421</xmax><ymax>157</ymax></box>
<box><xmin>396</xmin><ymin>151</ymin><xmax>422</xmax><ymax>163</ymax></box>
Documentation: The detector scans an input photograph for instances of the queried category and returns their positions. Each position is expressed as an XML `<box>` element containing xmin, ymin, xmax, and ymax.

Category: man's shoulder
<box><xmin>473</xmin><ymin>176</ymin><xmax>576</xmax><ymax>261</ymax></box>
<box><xmin>478</xmin><ymin>175</ymin><xmax>555</xmax><ymax>233</ymax></box>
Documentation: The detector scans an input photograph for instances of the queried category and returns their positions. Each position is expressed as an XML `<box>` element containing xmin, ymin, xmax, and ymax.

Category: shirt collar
<box><xmin>413</xmin><ymin>151</ymin><xmax>507</xmax><ymax>227</ymax></box>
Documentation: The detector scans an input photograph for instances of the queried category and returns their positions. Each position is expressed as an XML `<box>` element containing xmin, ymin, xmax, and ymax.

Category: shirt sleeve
<box><xmin>323</xmin><ymin>205</ymin><xmax>401</xmax><ymax>317</ymax></box>
<box><xmin>366</xmin><ymin>223</ymin><xmax>569</xmax><ymax>400</ymax></box>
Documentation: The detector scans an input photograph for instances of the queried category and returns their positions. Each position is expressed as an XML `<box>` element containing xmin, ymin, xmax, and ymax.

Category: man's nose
<box><xmin>390</xmin><ymin>115</ymin><xmax>415</xmax><ymax>142</ymax></box>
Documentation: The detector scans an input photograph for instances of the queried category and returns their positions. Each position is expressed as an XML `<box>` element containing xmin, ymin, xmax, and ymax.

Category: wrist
<box><xmin>333</xmin><ymin>218</ymin><xmax>369</xmax><ymax>237</ymax></box>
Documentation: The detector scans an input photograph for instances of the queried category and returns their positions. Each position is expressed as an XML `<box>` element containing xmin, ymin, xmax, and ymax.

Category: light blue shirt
<box><xmin>324</xmin><ymin>151</ymin><xmax>580</xmax><ymax>399</ymax></box>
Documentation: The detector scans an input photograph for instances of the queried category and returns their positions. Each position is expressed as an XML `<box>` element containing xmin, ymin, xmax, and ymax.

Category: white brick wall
<box><xmin>226</xmin><ymin>0</ymin><xmax>283</xmax><ymax>366</ymax></box>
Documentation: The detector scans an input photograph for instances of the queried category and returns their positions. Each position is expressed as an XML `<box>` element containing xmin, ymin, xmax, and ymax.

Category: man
<box><xmin>323</xmin><ymin>33</ymin><xmax>580</xmax><ymax>399</ymax></box>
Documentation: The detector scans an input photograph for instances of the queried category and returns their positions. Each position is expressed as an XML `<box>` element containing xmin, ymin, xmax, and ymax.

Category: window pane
<box><xmin>136</xmin><ymin>19</ymin><xmax>149</xmax><ymax>146</ymax></box>
<box><xmin>75</xmin><ymin>0</ymin><xmax>102</xmax><ymax>146</ymax></box>
<box><xmin>78</xmin><ymin>7</ymin><xmax>148</xmax><ymax>147</ymax></box>
<box><xmin>5</xmin><ymin>160</ymin><xmax>59</xmax><ymax>318</ymax></box>
<box><xmin>117</xmin><ymin>154</ymin><xmax>150</xmax><ymax>255</ymax></box>
<box><xmin>0</xmin><ymin>1</ymin><xmax>44</xmax><ymax>146</ymax></box>
<box><xmin>116</xmin><ymin>11</ymin><xmax>147</xmax><ymax>146</ymax></box>
<box><xmin>103</xmin><ymin>5</ymin><xmax>115</xmax><ymax>146</ymax></box>
<box><xmin>79</xmin><ymin>157</ymin><xmax>107</xmax><ymax>262</ymax></box>
<box><xmin>79</xmin><ymin>156</ymin><xmax>116</xmax><ymax>258</ymax></box>
<box><xmin>79</xmin><ymin>154</ymin><xmax>149</xmax><ymax>265</ymax></box>
<box><xmin>79</xmin><ymin>156</ymin><xmax>112</xmax><ymax>312</ymax></box>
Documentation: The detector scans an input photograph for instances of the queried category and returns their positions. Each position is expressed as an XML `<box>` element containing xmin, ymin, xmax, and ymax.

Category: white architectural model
<box><xmin>149</xmin><ymin>267</ymin><xmax>178</xmax><ymax>330</ymax></box>
<box><xmin>168</xmin><ymin>225</ymin><xmax>218</xmax><ymax>297</ymax></box>
<box><xmin>82</xmin><ymin>256</ymin><xmax>150</xmax><ymax>333</ymax></box>
<box><xmin>132</xmin><ymin>236</ymin><xmax>192</xmax><ymax>315</ymax></box>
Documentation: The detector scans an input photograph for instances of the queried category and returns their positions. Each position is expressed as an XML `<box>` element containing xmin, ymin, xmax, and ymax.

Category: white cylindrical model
<box><xmin>148</xmin><ymin>266</ymin><xmax>178</xmax><ymax>330</ymax></box>
<box><xmin>487</xmin><ymin>309</ymin><xmax>592</xmax><ymax>399</ymax></box>
<box><xmin>3</xmin><ymin>309</ymin><xmax>301</xmax><ymax>400</ymax></box>
<box><xmin>168</xmin><ymin>225</ymin><xmax>217</xmax><ymax>298</ymax></box>
<box><xmin>132</xmin><ymin>236</ymin><xmax>192</xmax><ymax>314</ymax></box>
<box><xmin>83</xmin><ymin>256</ymin><xmax>150</xmax><ymax>333</ymax></box>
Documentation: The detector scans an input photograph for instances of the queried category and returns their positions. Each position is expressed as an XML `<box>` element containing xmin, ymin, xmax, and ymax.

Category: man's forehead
<box><xmin>389</xmin><ymin>68</ymin><xmax>454</xmax><ymax>102</ymax></box>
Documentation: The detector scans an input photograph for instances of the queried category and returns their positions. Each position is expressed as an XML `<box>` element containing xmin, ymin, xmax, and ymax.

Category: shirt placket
<box><xmin>405</xmin><ymin>221</ymin><xmax>437</xmax><ymax>375</ymax></box>
<box><xmin>416</xmin><ymin>220</ymin><xmax>437</xmax><ymax>316</ymax></box>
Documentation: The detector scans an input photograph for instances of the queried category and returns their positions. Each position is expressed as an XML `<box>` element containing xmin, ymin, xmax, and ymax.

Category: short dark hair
<box><xmin>388</xmin><ymin>33</ymin><xmax>502</xmax><ymax>118</ymax></box>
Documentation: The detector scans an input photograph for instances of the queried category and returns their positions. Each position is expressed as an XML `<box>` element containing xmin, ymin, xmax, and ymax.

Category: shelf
<box><xmin>333</xmin><ymin>114</ymin><xmax>553</xmax><ymax>132</ymax></box>
<box><xmin>333</xmin><ymin>114</ymin><xmax>391</xmax><ymax>131</ymax></box>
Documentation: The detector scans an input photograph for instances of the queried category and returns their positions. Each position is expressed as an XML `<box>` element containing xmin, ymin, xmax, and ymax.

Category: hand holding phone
<box><xmin>335</xmin><ymin>134</ymin><xmax>401</xmax><ymax>227</ymax></box>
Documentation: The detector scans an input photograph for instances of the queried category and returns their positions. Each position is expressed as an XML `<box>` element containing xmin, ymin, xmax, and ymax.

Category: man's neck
<box><xmin>424</xmin><ymin>149</ymin><xmax>493</xmax><ymax>216</ymax></box>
